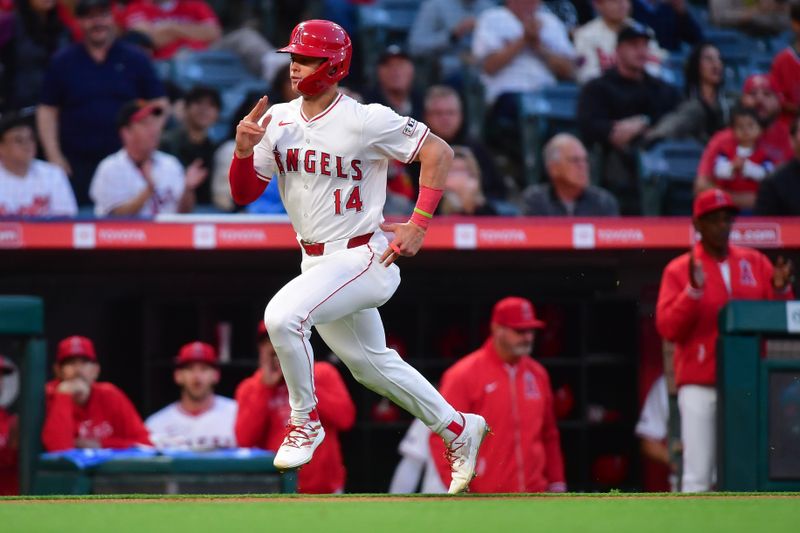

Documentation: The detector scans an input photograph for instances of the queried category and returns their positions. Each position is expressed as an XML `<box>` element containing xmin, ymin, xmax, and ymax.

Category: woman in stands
<box><xmin>646</xmin><ymin>43</ymin><xmax>732</xmax><ymax>145</ymax></box>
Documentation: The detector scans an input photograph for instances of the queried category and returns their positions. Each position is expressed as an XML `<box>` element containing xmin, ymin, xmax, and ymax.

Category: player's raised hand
<box><xmin>235</xmin><ymin>96</ymin><xmax>272</xmax><ymax>158</ymax></box>
<box><xmin>773</xmin><ymin>255</ymin><xmax>795</xmax><ymax>290</ymax></box>
<box><xmin>688</xmin><ymin>249</ymin><xmax>705</xmax><ymax>289</ymax></box>
<box><xmin>379</xmin><ymin>221</ymin><xmax>426</xmax><ymax>266</ymax></box>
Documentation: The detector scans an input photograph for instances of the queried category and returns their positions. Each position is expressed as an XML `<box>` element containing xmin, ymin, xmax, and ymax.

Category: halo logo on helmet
<box><xmin>278</xmin><ymin>20</ymin><xmax>352</xmax><ymax>97</ymax></box>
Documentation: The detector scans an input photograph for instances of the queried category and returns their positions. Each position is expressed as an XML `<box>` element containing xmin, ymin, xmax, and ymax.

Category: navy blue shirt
<box><xmin>632</xmin><ymin>0</ymin><xmax>703</xmax><ymax>52</ymax></box>
<box><xmin>40</xmin><ymin>40</ymin><xmax>165</xmax><ymax>158</ymax></box>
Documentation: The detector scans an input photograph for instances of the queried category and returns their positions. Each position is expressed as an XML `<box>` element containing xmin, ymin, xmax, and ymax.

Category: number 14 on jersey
<box><xmin>333</xmin><ymin>186</ymin><xmax>363</xmax><ymax>215</ymax></box>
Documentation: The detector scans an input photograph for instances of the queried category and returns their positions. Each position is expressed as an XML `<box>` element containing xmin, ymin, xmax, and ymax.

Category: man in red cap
<box><xmin>42</xmin><ymin>335</ymin><xmax>151</xmax><ymax>451</ymax></box>
<box><xmin>89</xmin><ymin>99</ymin><xmax>207</xmax><ymax>217</ymax></box>
<box><xmin>145</xmin><ymin>341</ymin><xmax>237</xmax><ymax>450</ymax></box>
<box><xmin>656</xmin><ymin>188</ymin><xmax>794</xmax><ymax>491</ymax></box>
<box><xmin>696</xmin><ymin>75</ymin><xmax>793</xmax><ymax>210</ymax></box>
<box><xmin>234</xmin><ymin>323</ymin><xmax>355</xmax><ymax>493</ymax></box>
<box><xmin>0</xmin><ymin>356</ymin><xmax>19</xmax><ymax>494</ymax></box>
<box><xmin>430</xmin><ymin>297</ymin><xmax>566</xmax><ymax>493</ymax></box>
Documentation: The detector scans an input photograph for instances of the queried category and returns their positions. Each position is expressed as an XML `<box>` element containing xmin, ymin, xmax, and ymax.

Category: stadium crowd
<box><xmin>0</xmin><ymin>0</ymin><xmax>797</xmax><ymax>218</ymax></box>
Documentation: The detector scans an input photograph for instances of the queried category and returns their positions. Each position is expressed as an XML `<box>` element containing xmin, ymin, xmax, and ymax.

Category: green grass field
<box><xmin>2</xmin><ymin>494</ymin><xmax>799</xmax><ymax>533</ymax></box>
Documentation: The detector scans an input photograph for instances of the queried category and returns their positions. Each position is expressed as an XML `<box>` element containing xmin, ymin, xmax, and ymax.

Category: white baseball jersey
<box><xmin>390</xmin><ymin>418</ymin><xmax>447</xmax><ymax>493</ymax></box>
<box><xmin>90</xmin><ymin>149</ymin><xmax>185</xmax><ymax>217</ymax></box>
<box><xmin>0</xmin><ymin>160</ymin><xmax>78</xmax><ymax>217</ymax></box>
<box><xmin>253</xmin><ymin>93</ymin><xmax>430</xmax><ymax>244</ymax></box>
<box><xmin>472</xmin><ymin>6</ymin><xmax>576</xmax><ymax>104</ymax></box>
<box><xmin>145</xmin><ymin>395</ymin><xmax>237</xmax><ymax>450</ymax></box>
<box><xmin>635</xmin><ymin>376</ymin><xmax>669</xmax><ymax>441</ymax></box>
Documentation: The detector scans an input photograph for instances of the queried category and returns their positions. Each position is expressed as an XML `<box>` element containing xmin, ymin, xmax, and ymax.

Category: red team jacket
<box><xmin>431</xmin><ymin>340</ymin><xmax>566</xmax><ymax>493</ymax></box>
<box><xmin>42</xmin><ymin>380</ymin><xmax>151</xmax><ymax>452</ymax></box>
<box><xmin>656</xmin><ymin>243</ymin><xmax>794</xmax><ymax>387</ymax></box>
<box><xmin>0</xmin><ymin>407</ymin><xmax>18</xmax><ymax>495</ymax></box>
<box><xmin>234</xmin><ymin>362</ymin><xmax>355</xmax><ymax>493</ymax></box>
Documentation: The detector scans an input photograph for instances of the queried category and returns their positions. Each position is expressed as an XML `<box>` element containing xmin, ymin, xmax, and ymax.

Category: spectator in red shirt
<box><xmin>0</xmin><ymin>356</ymin><xmax>19</xmax><ymax>495</ymax></box>
<box><xmin>696</xmin><ymin>75</ymin><xmax>794</xmax><ymax>210</ymax></box>
<box><xmin>656</xmin><ymin>189</ymin><xmax>794</xmax><ymax>491</ymax></box>
<box><xmin>119</xmin><ymin>0</ymin><xmax>222</xmax><ymax>60</ymax></box>
<box><xmin>431</xmin><ymin>296</ymin><xmax>566</xmax><ymax>493</ymax></box>
<box><xmin>770</xmin><ymin>2</ymin><xmax>800</xmax><ymax>127</ymax></box>
<box><xmin>696</xmin><ymin>106</ymin><xmax>775</xmax><ymax>211</ymax></box>
<box><xmin>41</xmin><ymin>335</ymin><xmax>151</xmax><ymax>452</ymax></box>
<box><xmin>234</xmin><ymin>322</ymin><xmax>355</xmax><ymax>494</ymax></box>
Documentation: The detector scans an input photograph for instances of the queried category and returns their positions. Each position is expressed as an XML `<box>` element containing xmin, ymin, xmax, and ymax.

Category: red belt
<box><xmin>300</xmin><ymin>232</ymin><xmax>374</xmax><ymax>256</ymax></box>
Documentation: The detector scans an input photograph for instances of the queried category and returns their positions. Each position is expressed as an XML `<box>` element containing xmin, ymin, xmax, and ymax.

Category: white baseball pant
<box><xmin>678</xmin><ymin>385</ymin><xmax>717</xmax><ymax>492</ymax></box>
<box><xmin>264</xmin><ymin>232</ymin><xmax>458</xmax><ymax>434</ymax></box>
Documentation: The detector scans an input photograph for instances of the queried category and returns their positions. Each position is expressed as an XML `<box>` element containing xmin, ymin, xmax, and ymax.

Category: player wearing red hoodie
<box><xmin>235</xmin><ymin>323</ymin><xmax>355</xmax><ymax>493</ymax></box>
<box><xmin>0</xmin><ymin>357</ymin><xmax>19</xmax><ymax>494</ymax></box>
<box><xmin>42</xmin><ymin>335</ymin><xmax>151</xmax><ymax>452</ymax></box>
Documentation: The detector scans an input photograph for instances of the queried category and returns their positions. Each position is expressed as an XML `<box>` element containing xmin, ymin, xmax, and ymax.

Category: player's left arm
<box><xmin>380</xmin><ymin>133</ymin><xmax>453</xmax><ymax>266</ymax></box>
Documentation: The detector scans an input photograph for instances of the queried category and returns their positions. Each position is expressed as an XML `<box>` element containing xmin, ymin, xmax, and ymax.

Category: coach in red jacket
<box><xmin>42</xmin><ymin>336</ymin><xmax>151</xmax><ymax>452</ymax></box>
<box><xmin>431</xmin><ymin>297</ymin><xmax>566</xmax><ymax>493</ymax></box>
<box><xmin>235</xmin><ymin>323</ymin><xmax>355</xmax><ymax>493</ymax></box>
<box><xmin>656</xmin><ymin>188</ymin><xmax>794</xmax><ymax>492</ymax></box>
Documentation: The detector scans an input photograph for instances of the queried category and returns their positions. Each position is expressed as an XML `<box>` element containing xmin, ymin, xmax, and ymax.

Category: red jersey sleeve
<box><xmin>41</xmin><ymin>391</ymin><xmax>76</xmax><ymax>452</ymax></box>
<box><xmin>234</xmin><ymin>372</ymin><xmax>274</xmax><ymax>448</ymax></box>
<box><xmin>229</xmin><ymin>154</ymin><xmax>268</xmax><ymax>205</ymax></box>
<box><xmin>656</xmin><ymin>254</ymin><xmax>704</xmax><ymax>343</ymax></box>
<box><xmin>100</xmin><ymin>385</ymin><xmax>151</xmax><ymax>448</ymax></box>
<box><xmin>314</xmin><ymin>363</ymin><xmax>355</xmax><ymax>432</ymax></box>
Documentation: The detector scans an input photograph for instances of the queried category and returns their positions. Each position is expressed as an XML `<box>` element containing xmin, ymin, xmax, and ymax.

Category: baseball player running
<box><xmin>228</xmin><ymin>19</ymin><xmax>488</xmax><ymax>494</ymax></box>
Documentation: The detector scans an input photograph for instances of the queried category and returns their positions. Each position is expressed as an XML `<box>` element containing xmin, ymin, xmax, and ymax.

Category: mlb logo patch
<box><xmin>403</xmin><ymin>118</ymin><xmax>417</xmax><ymax>137</ymax></box>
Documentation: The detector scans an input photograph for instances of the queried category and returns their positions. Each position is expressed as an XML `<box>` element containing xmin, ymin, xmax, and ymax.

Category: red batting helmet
<box><xmin>278</xmin><ymin>19</ymin><xmax>352</xmax><ymax>97</ymax></box>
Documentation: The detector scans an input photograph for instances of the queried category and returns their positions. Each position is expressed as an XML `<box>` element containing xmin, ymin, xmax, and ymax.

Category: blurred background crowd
<box><xmin>0</xmin><ymin>0</ymin><xmax>798</xmax><ymax>220</ymax></box>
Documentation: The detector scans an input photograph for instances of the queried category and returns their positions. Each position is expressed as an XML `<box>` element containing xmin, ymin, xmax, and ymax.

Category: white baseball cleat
<box><xmin>446</xmin><ymin>413</ymin><xmax>490</xmax><ymax>494</ymax></box>
<box><xmin>273</xmin><ymin>419</ymin><xmax>326</xmax><ymax>470</ymax></box>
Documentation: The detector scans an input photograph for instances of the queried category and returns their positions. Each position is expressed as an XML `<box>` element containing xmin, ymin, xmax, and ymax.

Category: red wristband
<box><xmin>409</xmin><ymin>185</ymin><xmax>443</xmax><ymax>230</ymax></box>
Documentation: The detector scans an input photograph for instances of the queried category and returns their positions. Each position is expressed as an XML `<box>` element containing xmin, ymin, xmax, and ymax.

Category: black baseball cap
<box><xmin>185</xmin><ymin>85</ymin><xmax>222</xmax><ymax>109</ymax></box>
<box><xmin>75</xmin><ymin>0</ymin><xmax>112</xmax><ymax>17</ymax></box>
<box><xmin>116</xmin><ymin>100</ymin><xmax>164</xmax><ymax>129</ymax></box>
<box><xmin>0</xmin><ymin>109</ymin><xmax>35</xmax><ymax>139</ymax></box>
<box><xmin>378</xmin><ymin>44</ymin><xmax>411</xmax><ymax>65</ymax></box>
<box><xmin>617</xmin><ymin>21</ymin><xmax>655</xmax><ymax>46</ymax></box>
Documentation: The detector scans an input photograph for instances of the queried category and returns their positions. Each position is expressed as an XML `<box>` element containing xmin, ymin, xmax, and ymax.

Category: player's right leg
<box><xmin>264</xmin><ymin>239</ymin><xmax>400</xmax><ymax>469</ymax></box>
<box><xmin>316</xmin><ymin>308</ymin><xmax>489</xmax><ymax>493</ymax></box>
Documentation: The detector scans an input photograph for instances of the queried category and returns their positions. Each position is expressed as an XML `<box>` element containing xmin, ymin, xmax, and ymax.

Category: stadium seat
<box><xmin>638</xmin><ymin>139</ymin><xmax>705</xmax><ymax>215</ymax></box>
<box><xmin>660</xmin><ymin>54</ymin><xmax>687</xmax><ymax>89</ymax></box>
<box><xmin>518</xmin><ymin>83</ymin><xmax>580</xmax><ymax>185</ymax></box>
<box><xmin>357</xmin><ymin>0</ymin><xmax>423</xmax><ymax>83</ymax></box>
<box><xmin>171</xmin><ymin>50</ymin><xmax>261</xmax><ymax>92</ymax></box>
